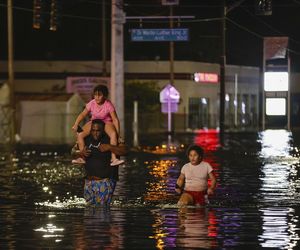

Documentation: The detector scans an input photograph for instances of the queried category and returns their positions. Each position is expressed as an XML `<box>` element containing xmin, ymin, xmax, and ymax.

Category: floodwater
<box><xmin>1</xmin><ymin>130</ymin><xmax>300</xmax><ymax>249</ymax></box>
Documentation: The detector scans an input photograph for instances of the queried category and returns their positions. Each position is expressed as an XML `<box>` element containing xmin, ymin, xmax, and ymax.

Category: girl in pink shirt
<box><xmin>72</xmin><ymin>85</ymin><xmax>124</xmax><ymax>166</ymax></box>
<box><xmin>175</xmin><ymin>145</ymin><xmax>217</xmax><ymax>206</ymax></box>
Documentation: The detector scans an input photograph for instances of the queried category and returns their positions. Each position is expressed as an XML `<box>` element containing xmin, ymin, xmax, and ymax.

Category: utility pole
<box><xmin>169</xmin><ymin>6</ymin><xmax>174</xmax><ymax>85</ymax></box>
<box><xmin>220</xmin><ymin>0</ymin><xmax>246</xmax><ymax>139</ymax></box>
<box><xmin>7</xmin><ymin>0</ymin><xmax>15</xmax><ymax>144</ymax></box>
<box><xmin>168</xmin><ymin>5</ymin><xmax>174</xmax><ymax>142</ymax></box>
<box><xmin>111</xmin><ymin>0</ymin><xmax>125</xmax><ymax>137</ymax></box>
<box><xmin>219</xmin><ymin>0</ymin><xmax>226</xmax><ymax>138</ymax></box>
<box><xmin>102</xmin><ymin>0</ymin><xmax>107</xmax><ymax>76</ymax></box>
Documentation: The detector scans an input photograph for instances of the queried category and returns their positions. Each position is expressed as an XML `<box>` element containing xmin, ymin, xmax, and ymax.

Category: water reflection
<box><xmin>177</xmin><ymin>208</ymin><xmax>217</xmax><ymax>249</ymax></box>
<box><xmin>144</xmin><ymin>158</ymin><xmax>178</xmax><ymax>203</ymax></box>
<box><xmin>259</xmin><ymin>130</ymin><xmax>293</xmax><ymax>158</ymax></box>
<box><xmin>150</xmin><ymin>208</ymin><xmax>217</xmax><ymax>249</ymax></box>
<box><xmin>75</xmin><ymin>207</ymin><xmax>125</xmax><ymax>249</ymax></box>
<box><xmin>258</xmin><ymin>129</ymin><xmax>300</xmax><ymax>205</ymax></box>
<box><xmin>34</xmin><ymin>218</ymin><xmax>64</xmax><ymax>242</ymax></box>
<box><xmin>259</xmin><ymin>207</ymin><xmax>299</xmax><ymax>249</ymax></box>
<box><xmin>2</xmin><ymin>130</ymin><xmax>300</xmax><ymax>249</ymax></box>
<box><xmin>215</xmin><ymin>208</ymin><xmax>243</xmax><ymax>248</ymax></box>
<box><xmin>258</xmin><ymin>130</ymin><xmax>300</xmax><ymax>249</ymax></box>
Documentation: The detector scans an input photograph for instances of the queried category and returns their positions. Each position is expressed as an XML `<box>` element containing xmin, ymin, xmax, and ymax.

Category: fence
<box><xmin>125</xmin><ymin>111</ymin><xmax>259</xmax><ymax>138</ymax></box>
<box><xmin>0</xmin><ymin>105</ymin><xmax>12</xmax><ymax>143</ymax></box>
<box><xmin>0</xmin><ymin>107</ymin><xmax>260</xmax><ymax>145</ymax></box>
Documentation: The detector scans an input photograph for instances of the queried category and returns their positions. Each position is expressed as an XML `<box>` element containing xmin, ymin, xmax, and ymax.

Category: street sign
<box><xmin>160</xmin><ymin>84</ymin><xmax>180</xmax><ymax>132</ymax></box>
<box><xmin>160</xmin><ymin>84</ymin><xmax>180</xmax><ymax>104</ymax></box>
<box><xmin>160</xmin><ymin>84</ymin><xmax>180</xmax><ymax>114</ymax></box>
<box><xmin>161</xmin><ymin>103</ymin><xmax>178</xmax><ymax>113</ymax></box>
<box><xmin>162</xmin><ymin>0</ymin><xmax>179</xmax><ymax>5</ymax></box>
<box><xmin>131</xmin><ymin>28</ymin><xmax>189</xmax><ymax>42</ymax></box>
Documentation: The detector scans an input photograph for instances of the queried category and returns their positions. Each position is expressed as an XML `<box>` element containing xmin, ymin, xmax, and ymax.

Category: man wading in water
<box><xmin>77</xmin><ymin>119</ymin><xmax>127</xmax><ymax>206</ymax></box>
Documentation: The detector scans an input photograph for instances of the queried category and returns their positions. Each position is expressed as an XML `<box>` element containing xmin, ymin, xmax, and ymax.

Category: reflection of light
<box><xmin>259</xmin><ymin>130</ymin><xmax>299</xmax><ymax>249</ymax></box>
<box><xmin>259</xmin><ymin>208</ymin><xmax>299</xmax><ymax>249</ymax></box>
<box><xmin>150</xmin><ymin>208</ymin><xmax>218</xmax><ymax>249</ymax></box>
<box><xmin>234</xmin><ymin>100</ymin><xmax>237</xmax><ymax>106</ymax></box>
<box><xmin>150</xmin><ymin>210</ymin><xmax>177</xmax><ymax>249</ymax></box>
<box><xmin>144</xmin><ymin>159</ymin><xmax>178</xmax><ymax>202</ymax></box>
<box><xmin>201</xmin><ymin>98</ymin><xmax>207</xmax><ymax>105</ymax></box>
<box><xmin>259</xmin><ymin>130</ymin><xmax>292</xmax><ymax>158</ymax></box>
<box><xmin>216</xmin><ymin>208</ymin><xmax>242</xmax><ymax>248</ymax></box>
<box><xmin>142</xmin><ymin>143</ymin><xmax>185</xmax><ymax>155</ymax></box>
<box><xmin>259</xmin><ymin>163</ymin><xmax>290</xmax><ymax>199</ymax></box>
<box><xmin>34</xmin><ymin>223</ymin><xmax>64</xmax><ymax>241</ymax></box>
<box><xmin>35</xmin><ymin>196</ymin><xmax>86</xmax><ymax>208</ymax></box>
<box><xmin>225</xmin><ymin>94</ymin><xmax>230</xmax><ymax>102</ymax></box>
<box><xmin>194</xmin><ymin>129</ymin><xmax>220</xmax><ymax>188</ymax></box>
<box><xmin>266</xmin><ymin>98</ymin><xmax>286</xmax><ymax>116</ymax></box>
<box><xmin>194</xmin><ymin>129</ymin><xmax>220</xmax><ymax>152</ymax></box>
<box><xmin>177</xmin><ymin>208</ymin><xmax>217</xmax><ymax>248</ymax></box>
<box><xmin>259</xmin><ymin>130</ymin><xmax>297</xmax><ymax>201</ymax></box>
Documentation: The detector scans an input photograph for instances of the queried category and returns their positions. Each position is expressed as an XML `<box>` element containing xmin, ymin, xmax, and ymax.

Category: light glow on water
<box><xmin>35</xmin><ymin>197</ymin><xmax>86</xmax><ymax>208</ymax></box>
<box><xmin>259</xmin><ymin>208</ymin><xmax>299</xmax><ymax>249</ymax></box>
<box><xmin>34</xmin><ymin>223</ymin><xmax>64</xmax><ymax>243</ymax></box>
<box><xmin>2</xmin><ymin>131</ymin><xmax>300</xmax><ymax>249</ymax></box>
<box><xmin>258</xmin><ymin>130</ymin><xmax>299</xmax><ymax>203</ymax></box>
<box><xmin>259</xmin><ymin>130</ymin><xmax>293</xmax><ymax>158</ymax></box>
<box><xmin>258</xmin><ymin>130</ymin><xmax>300</xmax><ymax>248</ymax></box>
<box><xmin>144</xmin><ymin>159</ymin><xmax>178</xmax><ymax>202</ymax></box>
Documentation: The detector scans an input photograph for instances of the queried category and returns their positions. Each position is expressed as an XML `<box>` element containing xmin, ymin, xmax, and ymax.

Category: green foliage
<box><xmin>125</xmin><ymin>80</ymin><xmax>160</xmax><ymax>113</ymax></box>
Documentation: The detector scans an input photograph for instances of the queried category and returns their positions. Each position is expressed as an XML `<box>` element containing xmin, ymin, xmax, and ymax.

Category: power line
<box><xmin>226</xmin><ymin>17</ymin><xmax>263</xmax><ymax>39</ymax></box>
<box><xmin>0</xmin><ymin>3</ymin><xmax>106</xmax><ymax>21</ymax></box>
<box><xmin>226</xmin><ymin>17</ymin><xmax>300</xmax><ymax>56</ymax></box>
<box><xmin>126</xmin><ymin>17</ymin><xmax>222</xmax><ymax>24</ymax></box>
<box><xmin>1</xmin><ymin>2</ymin><xmax>300</xmax><ymax>56</ymax></box>
<box><xmin>240</xmin><ymin>5</ymin><xmax>300</xmax><ymax>45</ymax></box>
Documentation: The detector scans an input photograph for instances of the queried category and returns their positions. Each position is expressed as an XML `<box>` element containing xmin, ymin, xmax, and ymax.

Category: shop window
<box><xmin>188</xmin><ymin>97</ymin><xmax>210</xmax><ymax>129</ymax></box>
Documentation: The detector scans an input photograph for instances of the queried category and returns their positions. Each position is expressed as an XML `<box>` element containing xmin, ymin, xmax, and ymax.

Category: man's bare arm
<box><xmin>98</xmin><ymin>143</ymin><xmax>128</xmax><ymax>156</ymax></box>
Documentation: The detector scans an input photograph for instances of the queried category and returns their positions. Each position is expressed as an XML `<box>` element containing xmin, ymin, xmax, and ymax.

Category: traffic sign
<box><xmin>160</xmin><ymin>84</ymin><xmax>180</xmax><ymax>114</ymax></box>
<box><xmin>131</xmin><ymin>28</ymin><xmax>189</xmax><ymax>42</ymax></box>
<box><xmin>162</xmin><ymin>0</ymin><xmax>179</xmax><ymax>5</ymax></box>
<box><xmin>160</xmin><ymin>84</ymin><xmax>180</xmax><ymax>103</ymax></box>
<box><xmin>161</xmin><ymin>103</ymin><xmax>178</xmax><ymax>113</ymax></box>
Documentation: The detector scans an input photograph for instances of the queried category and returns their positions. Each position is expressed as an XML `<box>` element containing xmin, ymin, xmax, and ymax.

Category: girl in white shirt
<box><xmin>175</xmin><ymin>145</ymin><xmax>217</xmax><ymax>206</ymax></box>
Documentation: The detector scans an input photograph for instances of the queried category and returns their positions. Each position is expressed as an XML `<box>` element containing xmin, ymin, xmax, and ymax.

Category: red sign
<box><xmin>194</xmin><ymin>73</ymin><xmax>218</xmax><ymax>83</ymax></box>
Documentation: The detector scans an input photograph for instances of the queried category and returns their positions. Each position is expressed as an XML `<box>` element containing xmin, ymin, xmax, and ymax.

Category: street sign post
<box><xmin>160</xmin><ymin>84</ymin><xmax>180</xmax><ymax>134</ymax></box>
<box><xmin>162</xmin><ymin>0</ymin><xmax>179</xmax><ymax>5</ymax></box>
<box><xmin>131</xmin><ymin>28</ymin><xmax>189</xmax><ymax>42</ymax></box>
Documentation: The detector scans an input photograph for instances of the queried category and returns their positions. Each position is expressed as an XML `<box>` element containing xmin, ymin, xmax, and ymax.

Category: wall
<box><xmin>0</xmin><ymin>60</ymin><xmax>260</xmax><ymax>135</ymax></box>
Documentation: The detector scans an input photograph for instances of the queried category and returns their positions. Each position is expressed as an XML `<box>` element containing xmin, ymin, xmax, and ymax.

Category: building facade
<box><xmin>1</xmin><ymin>60</ymin><xmax>295</xmax><ymax>143</ymax></box>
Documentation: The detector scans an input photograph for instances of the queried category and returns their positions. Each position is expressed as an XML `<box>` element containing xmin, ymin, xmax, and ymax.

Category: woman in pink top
<box><xmin>175</xmin><ymin>145</ymin><xmax>217</xmax><ymax>206</ymax></box>
<box><xmin>72</xmin><ymin>85</ymin><xmax>124</xmax><ymax>166</ymax></box>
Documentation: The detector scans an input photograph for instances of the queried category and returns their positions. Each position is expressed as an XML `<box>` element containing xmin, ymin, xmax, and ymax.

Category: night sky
<box><xmin>1</xmin><ymin>0</ymin><xmax>300</xmax><ymax>71</ymax></box>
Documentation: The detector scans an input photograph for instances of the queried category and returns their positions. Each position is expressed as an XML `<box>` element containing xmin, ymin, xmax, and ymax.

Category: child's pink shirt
<box><xmin>86</xmin><ymin>99</ymin><xmax>115</xmax><ymax>123</ymax></box>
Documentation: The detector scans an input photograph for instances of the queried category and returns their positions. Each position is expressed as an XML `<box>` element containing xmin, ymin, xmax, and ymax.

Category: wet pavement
<box><xmin>1</xmin><ymin>129</ymin><xmax>300</xmax><ymax>249</ymax></box>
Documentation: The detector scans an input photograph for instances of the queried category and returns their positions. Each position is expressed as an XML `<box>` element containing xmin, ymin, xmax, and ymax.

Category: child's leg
<box><xmin>78</xmin><ymin>121</ymin><xmax>92</xmax><ymax>151</ymax></box>
<box><xmin>104</xmin><ymin>123</ymin><xmax>118</xmax><ymax>161</ymax></box>
<box><xmin>177</xmin><ymin>193</ymin><xmax>194</xmax><ymax>206</ymax></box>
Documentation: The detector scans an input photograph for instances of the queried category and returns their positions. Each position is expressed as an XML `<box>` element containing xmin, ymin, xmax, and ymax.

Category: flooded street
<box><xmin>1</xmin><ymin>130</ymin><xmax>300</xmax><ymax>249</ymax></box>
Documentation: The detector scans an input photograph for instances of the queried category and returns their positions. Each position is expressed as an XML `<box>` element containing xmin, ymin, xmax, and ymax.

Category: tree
<box><xmin>125</xmin><ymin>80</ymin><xmax>160</xmax><ymax>114</ymax></box>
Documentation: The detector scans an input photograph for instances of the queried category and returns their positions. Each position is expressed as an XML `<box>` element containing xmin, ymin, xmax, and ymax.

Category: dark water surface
<box><xmin>1</xmin><ymin>130</ymin><xmax>300</xmax><ymax>249</ymax></box>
